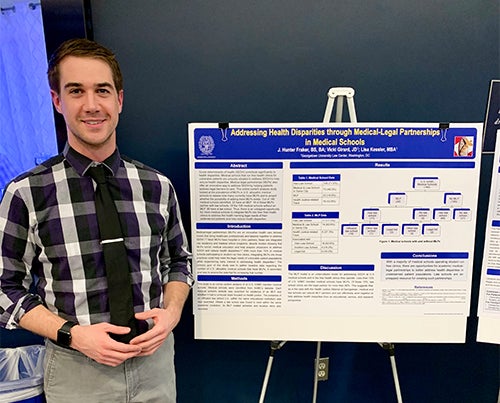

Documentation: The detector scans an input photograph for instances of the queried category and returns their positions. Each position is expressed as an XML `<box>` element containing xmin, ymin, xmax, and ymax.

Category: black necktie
<box><xmin>87</xmin><ymin>164</ymin><xmax>137</xmax><ymax>343</ymax></box>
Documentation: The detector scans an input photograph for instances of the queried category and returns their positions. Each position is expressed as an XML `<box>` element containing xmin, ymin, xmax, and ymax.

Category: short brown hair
<box><xmin>47</xmin><ymin>38</ymin><xmax>123</xmax><ymax>94</ymax></box>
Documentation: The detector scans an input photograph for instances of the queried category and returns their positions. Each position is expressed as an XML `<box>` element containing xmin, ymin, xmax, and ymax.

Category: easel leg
<box><xmin>312</xmin><ymin>341</ymin><xmax>321</xmax><ymax>403</ymax></box>
<box><xmin>259</xmin><ymin>341</ymin><xmax>286</xmax><ymax>403</ymax></box>
<box><xmin>379</xmin><ymin>343</ymin><xmax>403</xmax><ymax>403</ymax></box>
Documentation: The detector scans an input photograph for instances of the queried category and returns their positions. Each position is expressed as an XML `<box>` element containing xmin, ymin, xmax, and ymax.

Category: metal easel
<box><xmin>259</xmin><ymin>87</ymin><xmax>403</xmax><ymax>403</ymax></box>
<box><xmin>320</xmin><ymin>87</ymin><xmax>403</xmax><ymax>403</ymax></box>
<box><xmin>321</xmin><ymin>87</ymin><xmax>403</xmax><ymax>403</ymax></box>
<box><xmin>322</xmin><ymin>86</ymin><xmax>357</xmax><ymax>123</ymax></box>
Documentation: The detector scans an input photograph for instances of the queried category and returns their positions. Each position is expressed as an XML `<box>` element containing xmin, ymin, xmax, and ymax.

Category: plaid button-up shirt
<box><xmin>0</xmin><ymin>144</ymin><xmax>193</xmax><ymax>328</ymax></box>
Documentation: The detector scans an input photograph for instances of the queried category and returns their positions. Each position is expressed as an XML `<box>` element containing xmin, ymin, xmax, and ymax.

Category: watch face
<box><xmin>57</xmin><ymin>322</ymin><xmax>75</xmax><ymax>347</ymax></box>
<box><xmin>57</xmin><ymin>329</ymin><xmax>71</xmax><ymax>346</ymax></box>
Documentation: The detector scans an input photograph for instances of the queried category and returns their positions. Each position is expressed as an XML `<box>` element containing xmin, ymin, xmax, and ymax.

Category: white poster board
<box><xmin>189</xmin><ymin>123</ymin><xmax>482</xmax><ymax>342</ymax></box>
<box><xmin>477</xmin><ymin>128</ymin><xmax>500</xmax><ymax>343</ymax></box>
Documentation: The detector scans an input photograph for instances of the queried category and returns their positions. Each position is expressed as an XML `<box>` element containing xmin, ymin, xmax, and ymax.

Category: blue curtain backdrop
<box><xmin>0</xmin><ymin>1</ymin><xmax>57</xmax><ymax>195</ymax></box>
<box><xmin>0</xmin><ymin>1</ymin><xmax>56</xmax><ymax>346</ymax></box>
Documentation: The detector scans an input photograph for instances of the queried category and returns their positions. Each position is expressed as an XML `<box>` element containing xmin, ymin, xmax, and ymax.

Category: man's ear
<box><xmin>118</xmin><ymin>89</ymin><xmax>124</xmax><ymax>114</ymax></box>
<box><xmin>50</xmin><ymin>90</ymin><xmax>63</xmax><ymax>113</ymax></box>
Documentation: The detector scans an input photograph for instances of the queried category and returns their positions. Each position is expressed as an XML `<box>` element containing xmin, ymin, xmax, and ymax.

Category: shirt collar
<box><xmin>63</xmin><ymin>143</ymin><xmax>122</xmax><ymax>177</ymax></box>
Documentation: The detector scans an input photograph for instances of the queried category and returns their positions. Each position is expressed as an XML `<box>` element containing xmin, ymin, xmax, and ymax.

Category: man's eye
<box><xmin>69</xmin><ymin>89</ymin><xmax>82</xmax><ymax>94</ymax></box>
<box><xmin>97</xmin><ymin>88</ymin><xmax>110</xmax><ymax>94</ymax></box>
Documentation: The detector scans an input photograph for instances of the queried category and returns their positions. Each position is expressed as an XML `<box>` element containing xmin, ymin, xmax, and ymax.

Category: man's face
<box><xmin>51</xmin><ymin>56</ymin><xmax>123</xmax><ymax>159</ymax></box>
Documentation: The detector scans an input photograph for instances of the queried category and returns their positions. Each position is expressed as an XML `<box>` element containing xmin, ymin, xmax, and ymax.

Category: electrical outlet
<box><xmin>316</xmin><ymin>357</ymin><xmax>329</xmax><ymax>381</ymax></box>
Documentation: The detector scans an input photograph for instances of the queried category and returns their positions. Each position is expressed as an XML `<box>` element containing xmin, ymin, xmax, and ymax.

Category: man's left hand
<box><xmin>129</xmin><ymin>306</ymin><xmax>181</xmax><ymax>356</ymax></box>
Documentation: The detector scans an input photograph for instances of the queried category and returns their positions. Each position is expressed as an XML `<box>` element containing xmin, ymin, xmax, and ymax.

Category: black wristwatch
<box><xmin>57</xmin><ymin>321</ymin><xmax>77</xmax><ymax>348</ymax></box>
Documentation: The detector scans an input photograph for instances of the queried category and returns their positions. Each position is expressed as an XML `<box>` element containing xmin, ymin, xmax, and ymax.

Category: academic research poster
<box><xmin>477</xmin><ymin>128</ymin><xmax>500</xmax><ymax>344</ymax></box>
<box><xmin>188</xmin><ymin>123</ymin><xmax>482</xmax><ymax>342</ymax></box>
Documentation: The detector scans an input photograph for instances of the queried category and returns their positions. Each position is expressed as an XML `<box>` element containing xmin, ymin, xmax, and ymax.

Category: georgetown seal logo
<box><xmin>198</xmin><ymin>135</ymin><xmax>215</xmax><ymax>155</ymax></box>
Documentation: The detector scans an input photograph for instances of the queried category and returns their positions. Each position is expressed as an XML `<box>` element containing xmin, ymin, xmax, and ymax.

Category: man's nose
<box><xmin>84</xmin><ymin>93</ymin><xmax>99</xmax><ymax>111</ymax></box>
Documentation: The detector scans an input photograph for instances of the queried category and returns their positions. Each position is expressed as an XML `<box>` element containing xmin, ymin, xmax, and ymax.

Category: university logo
<box><xmin>198</xmin><ymin>135</ymin><xmax>215</xmax><ymax>156</ymax></box>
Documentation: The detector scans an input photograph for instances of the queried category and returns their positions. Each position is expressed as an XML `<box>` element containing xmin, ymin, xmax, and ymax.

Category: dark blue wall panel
<box><xmin>89</xmin><ymin>1</ymin><xmax>499</xmax><ymax>401</ymax></box>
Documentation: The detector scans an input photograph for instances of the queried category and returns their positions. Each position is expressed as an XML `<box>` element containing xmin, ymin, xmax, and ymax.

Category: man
<box><xmin>0</xmin><ymin>38</ymin><xmax>193</xmax><ymax>402</ymax></box>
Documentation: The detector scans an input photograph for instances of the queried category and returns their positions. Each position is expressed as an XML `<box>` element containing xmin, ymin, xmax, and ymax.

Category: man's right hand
<box><xmin>71</xmin><ymin>323</ymin><xmax>142</xmax><ymax>366</ymax></box>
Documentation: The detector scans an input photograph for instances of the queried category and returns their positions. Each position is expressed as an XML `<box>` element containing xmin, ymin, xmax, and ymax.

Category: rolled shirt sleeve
<box><xmin>0</xmin><ymin>182</ymin><xmax>44</xmax><ymax>328</ymax></box>
<box><xmin>160</xmin><ymin>182</ymin><xmax>194</xmax><ymax>287</ymax></box>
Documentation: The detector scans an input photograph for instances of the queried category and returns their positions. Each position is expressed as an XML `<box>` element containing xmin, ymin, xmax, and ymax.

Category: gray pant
<box><xmin>43</xmin><ymin>333</ymin><xmax>176</xmax><ymax>403</ymax></box>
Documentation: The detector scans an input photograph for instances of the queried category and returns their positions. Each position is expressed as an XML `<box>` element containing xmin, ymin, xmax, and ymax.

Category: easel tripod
<box><xmin>258</xmin><ymin>87</ymin><xmax>403</xmax><ymax>403</ymax></box>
